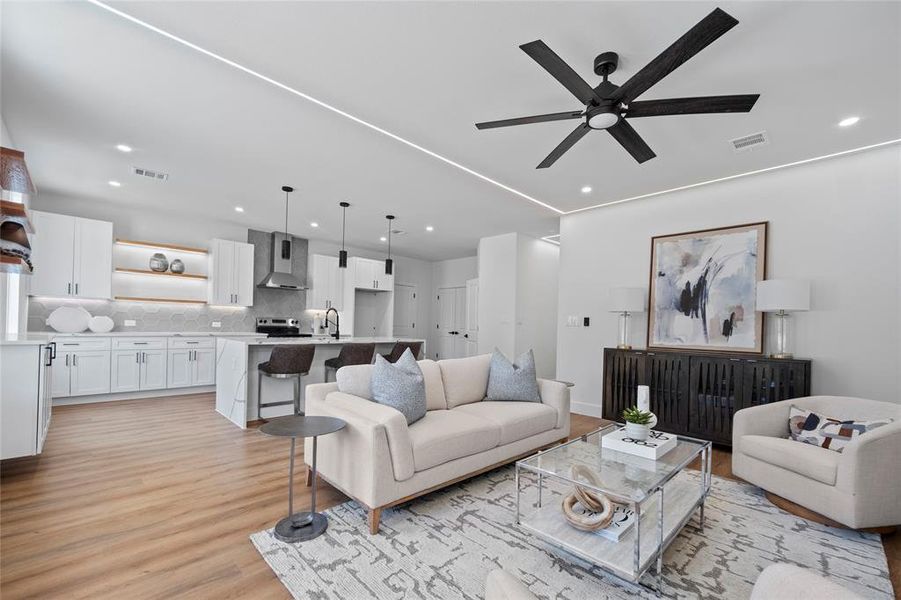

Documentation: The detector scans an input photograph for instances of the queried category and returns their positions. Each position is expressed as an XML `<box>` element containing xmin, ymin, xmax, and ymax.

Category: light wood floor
<box><xmin>1</xmin><ymin>395</ymin><xmax>897</xmax><ymax>598</ymax></box>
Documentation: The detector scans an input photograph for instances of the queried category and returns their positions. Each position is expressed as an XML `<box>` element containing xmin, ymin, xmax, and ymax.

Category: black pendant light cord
<box><xmin>338</xmin><ymin>201</ymin><xmax>350</xmax><ymax>268</ymax></box>
<box><xmin>385</xmin><ymin>215</ymin><xmax>395</xmax><ymax>275</ymax></box>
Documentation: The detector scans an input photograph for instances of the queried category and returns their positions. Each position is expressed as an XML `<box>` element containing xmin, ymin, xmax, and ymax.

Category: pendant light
<box><xmin>384</xmin><ymin>215</ymin><xmax>395</xmax><ymax>275</ymax></box>
<box><xmin>338</xmin><ymin>201</ymin><xmax>350</xmax><ymax>268</ymax></box>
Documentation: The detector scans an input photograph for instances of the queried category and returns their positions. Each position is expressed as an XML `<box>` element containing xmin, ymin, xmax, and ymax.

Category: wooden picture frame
<box><xmin>647</xmin><ymin>222</ymin><xmax>767</xmax><ymax>354</ymax></box>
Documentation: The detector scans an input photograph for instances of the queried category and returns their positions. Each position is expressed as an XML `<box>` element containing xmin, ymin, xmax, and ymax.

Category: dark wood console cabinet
<box><xmin>602</xmin><ymin>348</ymin><xmax>811</xmax><ymax>445</ymax></box>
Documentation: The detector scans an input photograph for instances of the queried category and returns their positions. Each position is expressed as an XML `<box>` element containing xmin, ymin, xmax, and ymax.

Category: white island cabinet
<box><xmin>1</xmin><ymin>337</ymin><xmax>54</xmax><ymax>459</ymax></box>
<box><xmin>29</xmin><ymin>210</ymin><xmax>112</xmax><ymax>299</ymax></box>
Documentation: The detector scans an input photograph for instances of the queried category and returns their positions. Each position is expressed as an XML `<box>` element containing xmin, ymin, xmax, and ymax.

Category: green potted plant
<box><xmin>622</xmin><ymin>406</ymin><xmax>654</xmax><ymax>440</ymax></box>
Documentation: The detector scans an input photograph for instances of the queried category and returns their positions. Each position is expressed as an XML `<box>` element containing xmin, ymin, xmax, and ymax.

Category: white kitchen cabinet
<box><xmin>29</xmin><ymin>210</ymin><xmax>112</xmax><ymax>299</ymax></box>
<box><xmin>1</xmin><ymin>342</ymin><xmax>54</xmax><ymax>459</ymax></box>
<box><xmin>307</xmin><ymin>254</ymin><xmax>344</xmax><ymax>310</ymax></box>
<box><xmin>111</xmin><ymin>350</ymin><xmax>142</xmax><ymax>392</ymax></box>
<box><xmin>209</xmin><ymin>239</ymin><xmax>254</xmax><ymax>306</ymax></box>
<box><xmin>167</xmin><ymin>337</ymin><xmax>216</xmax><ymax>388</ymax></box>
<box><xmin>351</xmin><ymin>257</ymin><xmax>393</xmax><ymax>291</ymax></box>
<box><xmin>69</xmin><ymin>351</ymin><xmax>113</xmax><ymax>396</ymax></box>
<box><xmin>140</xmin><ymin>349</ymin><xmax>167</xmax><ymax>390</ymax></box>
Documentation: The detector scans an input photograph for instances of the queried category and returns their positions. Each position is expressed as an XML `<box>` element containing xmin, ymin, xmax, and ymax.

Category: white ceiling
<box><xmin>2</xmin><ymin>1</ymin><xmax>899</xmax><ymax>260</ymax></box>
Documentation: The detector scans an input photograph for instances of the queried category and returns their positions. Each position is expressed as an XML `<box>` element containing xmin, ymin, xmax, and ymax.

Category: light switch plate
<box><xmin>211</xmin><ymin>321</ymin><xmax>221</xmax><ymax>328</ymax></box>
<box><xmin>124</xmin><ymin>319</ymin><xmax>136</xmax><ymax>327</ymax></box>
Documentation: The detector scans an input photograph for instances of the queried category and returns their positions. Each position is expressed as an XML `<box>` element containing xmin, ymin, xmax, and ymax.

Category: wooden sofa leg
<box><xmin>368</xmin><ymin>508</ymin><xmax>382</xmax><ymax>535</ymax></box>
<box><xmin>305</xmin><ymin>468</ymin><xmax>313</xmax><ymax>487</ymax></box>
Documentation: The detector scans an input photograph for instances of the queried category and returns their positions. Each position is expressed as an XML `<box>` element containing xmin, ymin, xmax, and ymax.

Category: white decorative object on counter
<box><xmin>88</xmin><ymin>315</ymin><xmax>115</xmax><ymax>333</ymax></box>
<box><xmin>602</xmin><ymin>427</ymin><xmax>676</xmax><ymax>460</ymax></box>
<box><xmin>46</xmin><ymin>306</ymin><xmax>92</xmax><ymax>333</ymax></box>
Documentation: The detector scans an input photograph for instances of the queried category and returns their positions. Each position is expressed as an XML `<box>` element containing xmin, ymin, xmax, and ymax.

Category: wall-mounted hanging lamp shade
<box><xmin>385</xmin><ymin>215</ymin><xmax>395</xmax><ymax>275</ymax></box>
<box><xmin>338</xmin><ymin>202</ymin><xmax>350</xmax><ymax>268</ymax></box>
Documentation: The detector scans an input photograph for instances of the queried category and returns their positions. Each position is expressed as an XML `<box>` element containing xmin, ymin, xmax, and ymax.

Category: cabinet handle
<box><xmin>136</xmin><ymin>352</ymin><xmax>140</xmax><ymax>364</ymax></box>
<box><xmin>142</xmin><ymin>352</ymin><xmax>146</xmax><ymax>363</ymax></box>
<box><xmin>65</xmin><ymin>354</ymin><xmax>70</xmax><ymax>367</ymax></box>
<box><xmin>49</xmin><ymin>342</ymin><xmax>57</xmax><ymax>359</ymax></box>
<box><xmin>73</xmin><ymin>354</ymin><xmax>77</xmax><ymax>366</ymax></box>
<box><xmin>67</xmin><ymin>283</ymin><xmax>72</xmax><ymax>295</ymax></box>
<box><xmin>75</xmin><ymin>283</ymin><xmax>79</xmax><ymax>295</ymax></box>
<box><xmin>134</xmin><ymin>342</ymin><xmax>149</xmax><ymax>345</ymax></box>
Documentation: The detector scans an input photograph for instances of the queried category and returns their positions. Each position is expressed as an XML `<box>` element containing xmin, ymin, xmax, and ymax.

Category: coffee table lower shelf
<box><xmin>517</xmin><ymin>476</ymin><xmax>702</xmax><ymax>584</ymax></box>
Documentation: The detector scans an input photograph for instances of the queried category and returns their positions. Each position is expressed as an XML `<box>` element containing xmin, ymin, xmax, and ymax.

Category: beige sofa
<box><xmin>733</xmin><ymin>396</ymin><xmax>901</xmax><ymax>529</ymax></box>
<box><xmin>304</xmin><ymin>354</ymin><xmax>570</xmax><ymax>533</ymax></box>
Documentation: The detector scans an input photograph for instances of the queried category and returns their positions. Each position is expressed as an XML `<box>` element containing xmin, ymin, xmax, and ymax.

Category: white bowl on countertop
<box><xmin>46</xmin><ymin>306</ymin><xmax>92</xmax><ymax>333</ymax></box>
<box><xmin>88</xmin><ymin>315</ymin><xmax>115</xmax><ymax>333</ymax></box>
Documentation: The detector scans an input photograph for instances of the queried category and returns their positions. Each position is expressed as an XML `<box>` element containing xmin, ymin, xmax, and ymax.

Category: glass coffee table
<box><xmin>515</xmin><ymin>424</ymin><xmax>712</xmax><ymax>591</ymax></box>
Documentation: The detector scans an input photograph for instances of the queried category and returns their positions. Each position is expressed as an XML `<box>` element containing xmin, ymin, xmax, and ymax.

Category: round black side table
<box><xmin>259</xmin><ymin>415</ymin><xmax>346</xmax><ymax>543</ymax></box>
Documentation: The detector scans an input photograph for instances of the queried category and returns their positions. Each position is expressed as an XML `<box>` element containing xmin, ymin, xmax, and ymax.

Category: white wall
<box><xmin>1</xmin><ymin>115</ymin><xmax>15</xmax><ymax>149</ymax></box>
<box><xmin>478</xmin><ymin>233</ymin><xmax>518</xmax><ymax>358</ymax></box>
<box><xmin>428</xmin><ymin>256</ymin><xmax>478</xmax><ymax>358</ymax></box>
<box><xmin>556</xmin><ymin>144</ymin><xmax>901</xmax><ymax>415</ymax></box>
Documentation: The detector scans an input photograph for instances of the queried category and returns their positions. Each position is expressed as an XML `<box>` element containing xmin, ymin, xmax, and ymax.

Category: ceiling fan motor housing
<box><xmin>593</xmin><ymin>52</ymin><xmax>619</xmax><ymax>77</ymax></box>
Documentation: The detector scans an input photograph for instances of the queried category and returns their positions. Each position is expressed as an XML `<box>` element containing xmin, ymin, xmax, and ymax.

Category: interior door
<box><xmin>167</xmin><ymin>349</ymin><xmax>193</xmax><ymax>388</ymax></box>
<box><xmin>393</xmin><ymin>284</ymin><xmax>416</xmax><ymax>337</ymax></box>
<box><xmin>52</xmin><ymin>353</ymin><xmax>71</xmax><ymax>397</ymax></box>
<box><xmin>111</xmin><ymin>350</ymin><xmax>141</xmax><ymax>393</ymax></box>
<box><xmin>73</xmin><ymin>217</ymin><xmax>112</xmax><ymax>299</ymax></box>
<box><xmin>140</xmin><ymin>350</ymin><xmax>167</xmax><ymax>391</ymax></box>
<box><xmin>437</xmin><ymin>287</ymin><xmax>455</xmax><ymax>359</ymax></box>
<box><xmin>192</xmin><ymin>348</ymin><xmax>216</xmax><ymax>386</ymax></box>
<box><xmin>70</xmin><ymin>351</ymin><xmax>111</xmax><ymax>396</ymax></box>
<box><xmin>29</xmin><ymin>211</ymin><xmax>75</xmax><ymax>297</ymax></box>
<box><xmin>233</xmin><ymin>242</ymin><xmax>255</xmax><ymax>306</ymax></box>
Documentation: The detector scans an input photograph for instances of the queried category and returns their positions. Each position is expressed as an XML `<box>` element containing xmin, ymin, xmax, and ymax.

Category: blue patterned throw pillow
<box><xmin>486</xmin><ymin>348</ymin><xmax>541</xmax><ymax>402</ymax></box>
<box><xmin>788</xmin><ymin>405</ymin><xmax>893</xmax><ymax>453</ymax></box>
<box><xmin>370</xmin><ymin>348</ymin><xmax>427</xmax><ymax>425</ymax></box>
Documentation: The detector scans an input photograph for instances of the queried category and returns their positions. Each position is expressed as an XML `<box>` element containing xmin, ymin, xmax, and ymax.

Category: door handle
<box><xmin>464</xmin><ymin>334</ymin><xmax>469</xmax><ymax>338</ymax></box>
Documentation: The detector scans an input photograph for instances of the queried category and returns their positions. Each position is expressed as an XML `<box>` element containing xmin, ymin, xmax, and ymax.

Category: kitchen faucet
<box><xmin>325</xmin><ymin>307</ymin><xmax>340</xmax><ymax>340</ymax></box>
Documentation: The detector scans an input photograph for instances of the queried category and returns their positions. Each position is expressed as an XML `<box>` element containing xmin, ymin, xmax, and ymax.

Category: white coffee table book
<box><xmin>601</xmin><ymin>427</ymin><xmax>677</xmax><ymax>460</ymax></box>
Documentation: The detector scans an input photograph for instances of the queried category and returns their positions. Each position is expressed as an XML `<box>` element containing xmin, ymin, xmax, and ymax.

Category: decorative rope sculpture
<box><xmin>561</xmin><ymin>465</ymin><xmax>614</xmax><ymax>531</ymax></box>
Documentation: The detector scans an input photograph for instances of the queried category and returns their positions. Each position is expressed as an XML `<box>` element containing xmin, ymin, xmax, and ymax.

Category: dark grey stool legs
<box><xmin>258</xmin><ymin>367</ymin><xmax>307</xmax><ymax>419</ymax></box>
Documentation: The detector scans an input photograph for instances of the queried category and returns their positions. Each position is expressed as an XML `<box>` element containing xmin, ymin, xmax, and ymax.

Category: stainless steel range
<box><xmin>255</xmin><ymin>317</ymin><xmax>311</xmax><ymax>338</ymax></box>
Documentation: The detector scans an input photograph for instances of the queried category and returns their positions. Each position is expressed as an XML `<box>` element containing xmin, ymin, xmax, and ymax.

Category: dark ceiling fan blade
<box><xmin>611</xmin><ymin>8</ymin><xmax>739</xmax><ymax>105</ymax></box>
<box><xmin>520</xmin><ymin>40</ymin><xmax>600</xmax><ymax>106</ymax></box>
<box><xmin>607</xmin><ymin>120</ymin><xmax>656</xmax><ymax>163</ymax></box>
<box><xmin>626</xmin><ymin>94</ymin><xmax>759</xmax><ymax>117</ymax></box>
<box><xmin>537</xmin><ymin>123</ymin><xmax>591</xmax><ymax>169</ymax></box>
<box><xmin>476</xmin><ymin>110</ymin><xmax>584</xmax><ymax>130</ymax></box>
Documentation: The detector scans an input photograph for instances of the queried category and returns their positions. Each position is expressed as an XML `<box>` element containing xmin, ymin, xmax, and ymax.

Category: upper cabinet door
<box><xmin>209</xmin><ymin>239</ymin><xmax>234</xmax><ymax>305</ymax></box>
<box><xmin>73</xmin><ymin>217</ymin><xmax>112</xmax><ymax>299</ymax></box>
<box><xmin>29</xmin><ymin>211</ymin><xmax>76</xmax><ymax>297</ymax></box>
<box><xmin>352</xmin><ymin>258</ymin><xmax>373</xmax><ymax>290</ymax></box>
<box><xmin>232</xmin><ymin>242</ymin><xmax>255</xmax><ymax>307</ymax></box>
<box><xmin>376</xmin><ymin>267</ymin><xmax>393</xmax><ymax>292</ymax></box>
<box><xmin>329</xmin><ymin>259</ymin><xmax>345</xmax><ymax>310</ymax></box>
<box><xmin>307</xmin><ymin>254</ymin><xmax>339</xmax><ymax>309</ymax></box>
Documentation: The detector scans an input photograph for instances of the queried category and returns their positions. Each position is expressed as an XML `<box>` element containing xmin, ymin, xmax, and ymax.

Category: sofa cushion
<box><xmin>338</xmin><ymin>359</ymin><xmax>447</xmax><ymax>411</ymax></box>
<box><xmin>454</xmin><ymin>401</ymin><xmax>557</xmax><ymax>445</ymax></box>
<box><xmin>438</xmin><ymin>354</ymin><xmax>492</xmax><ymax>408</ymax></box>
<box><xmin>371</xmin><ymin>350</ymin><xmax>426</xmax><ymax>425</ymax></box>
<box><xmin>407</xmin><ymin>409</ymin><xmax>500</xmax><ymax>472</ymax></box>
<box><xmin>789</xmin><ymin>405</ymin><xmax>893</xmax><ymax>453</ymax></box>
<box><xmin>486</xmin><ymin>349</ymin><xmax>541</xmax><ymax>402</ymax></box>
<box><xmin>741</xmin><ymin>434</ymin><xmax>840</xmax><ymax>485</ymax></box>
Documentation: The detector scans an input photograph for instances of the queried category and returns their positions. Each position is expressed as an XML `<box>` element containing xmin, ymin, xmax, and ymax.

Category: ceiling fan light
<box><xmin>588</xmin><ymin>111</ymin><xmax>619</xmax><ymax>130</ymax></box>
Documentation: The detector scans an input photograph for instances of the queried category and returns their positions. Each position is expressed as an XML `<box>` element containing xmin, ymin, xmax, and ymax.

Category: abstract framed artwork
<box><xmin>647</xmin><ymin>222</ymin><xmax>767</xmax><ymax>353</ymax></box>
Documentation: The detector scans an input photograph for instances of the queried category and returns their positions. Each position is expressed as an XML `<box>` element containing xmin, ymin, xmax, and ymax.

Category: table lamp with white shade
<box><xmin>756</xmin><ymin>279</ymin><xmax>810</xmax><ymax>359</ymax></box>
<box><xmin>608</xmin><ymin>287</ymin><xmax>646</xmax><ymax>350</ymax></box>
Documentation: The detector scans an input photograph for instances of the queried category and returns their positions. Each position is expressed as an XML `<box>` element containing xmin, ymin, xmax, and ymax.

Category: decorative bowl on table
<box><xmin>88</xmin><ymin>315</ymin><xmax>115</xmax><ymax>333</ymax></box>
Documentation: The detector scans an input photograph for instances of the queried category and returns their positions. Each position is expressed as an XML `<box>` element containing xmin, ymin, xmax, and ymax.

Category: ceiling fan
<box><xmin>475</xmin><ymin>8</ymin><xmax>760</xmax><ymax>168</ymax></box>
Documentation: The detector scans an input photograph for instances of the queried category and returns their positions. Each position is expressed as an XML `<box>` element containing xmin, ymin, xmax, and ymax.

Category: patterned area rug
<box><xmin>250</xmin><ymin>467</ymin><xmax>892</xmax><ymax>599</ymax></box>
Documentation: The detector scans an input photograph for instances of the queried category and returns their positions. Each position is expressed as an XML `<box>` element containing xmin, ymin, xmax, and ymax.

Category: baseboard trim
<box><xmin>53</xmin><ymin>386</ymin><xmax>215</xmax><ymax>406</ymax></box>
<box><xmin>570</xmin><ymin>401</ymin><xmax>602</xmax><ymax>417</ymax></box>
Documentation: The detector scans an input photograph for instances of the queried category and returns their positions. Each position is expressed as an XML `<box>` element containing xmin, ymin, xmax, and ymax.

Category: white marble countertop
<box><xmin>220</xmin><ymin>336</ymin><xmax>425</xmax><ymax>346</ymax></box>
<box><xmin>37</xmin><ymin>331</ymin><xmax>265</xmax><ymax>338</ymax></box>
<box><xmin>0</xmin><ymin>333</ymin><xmax>55</xmax><ymax>346</ymax></box>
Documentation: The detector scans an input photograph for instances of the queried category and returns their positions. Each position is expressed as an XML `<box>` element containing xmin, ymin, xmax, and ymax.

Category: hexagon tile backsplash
<box><xmin>28</xmin><ymin>231</ymin><xmax>319</xmax><ymax>333</ymax></box>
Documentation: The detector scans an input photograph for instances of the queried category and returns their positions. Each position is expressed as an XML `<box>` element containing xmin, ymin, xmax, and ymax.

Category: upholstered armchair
<box><xmin>733</xmin><ymin>396</ymin><xmax>901</xmax><ymax>529</ymax></box>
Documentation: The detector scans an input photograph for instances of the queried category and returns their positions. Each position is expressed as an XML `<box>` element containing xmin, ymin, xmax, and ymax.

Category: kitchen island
<box><xmin>215</xmin><ymin>336</ymin><xmax>425</xmax><ymax>428</ymax></box>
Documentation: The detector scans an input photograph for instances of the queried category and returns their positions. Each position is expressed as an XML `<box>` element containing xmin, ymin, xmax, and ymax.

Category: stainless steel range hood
<box><xmin>257</xmin><ymin>232</ymin><xmax>307</xmax><ymax>290</ymax></box>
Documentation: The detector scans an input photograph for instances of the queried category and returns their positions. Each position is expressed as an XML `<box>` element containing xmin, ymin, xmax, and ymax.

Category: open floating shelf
<box><xmin>115</xmin><ymin>267</ymin><xmax>207</xmax><ymax>280</ymax></box>
<box><xmin>114</xmin><ymin>296</ymin><xmax>207</xmax><ymax>305</ymax></box>
<box><xmin>115</xmin><ymin>239</ymin><xmax>208</xmax><ymax>254</ymax></box>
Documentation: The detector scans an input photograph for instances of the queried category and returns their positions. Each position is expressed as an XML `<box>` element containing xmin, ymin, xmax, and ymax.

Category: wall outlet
<box><xmin>566</xmin><ymin>316</ymin><xmax>579</xmax><ymax>327</ymax></box>
<box><xmin>211</xmin><ymin>321</ymin><xmax>222</xmax><ymax>328</ymax></box>
<box><xmin>124</xmin><ymin>319</ymin><xmax>136</xmax><ymax>327</ymax></box>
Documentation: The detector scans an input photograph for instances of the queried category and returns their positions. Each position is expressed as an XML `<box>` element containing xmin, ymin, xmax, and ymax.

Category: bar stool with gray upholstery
<box><xmin>380</xmin><ymin>341</ymin><xmax>423</xmax><ymax>363</ymax></box>
<box><xmin>323</xmin><ymin>343</ymin><xmax>376</xmax><ymax>382</ymax></box>
<box><xmin>258</xmin><ymin>345</ymin><xmax>316</xmax><ymax>419</ymax></box>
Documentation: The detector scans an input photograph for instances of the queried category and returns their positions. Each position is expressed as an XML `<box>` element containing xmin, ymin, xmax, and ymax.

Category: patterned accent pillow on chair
<box><xmin>788</xmin><ymin>405</ymin><xmax>893</xmax><ymax>453</ymax></box>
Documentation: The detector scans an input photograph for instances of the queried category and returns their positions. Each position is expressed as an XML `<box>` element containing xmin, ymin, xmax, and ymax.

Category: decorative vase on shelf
<box><xmin>149</xmin><ymin>253</ymin><xmax>169</xmax><ymax>272</ymax></box>
<box><xmin>169</xmin><ymin>259</ymin><xmax>185</xmax><ymax>274</ymax></box>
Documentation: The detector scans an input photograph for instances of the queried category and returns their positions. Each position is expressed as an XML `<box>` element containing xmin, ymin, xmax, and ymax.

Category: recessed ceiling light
<box><xmin>116</xmin><ymin>144</ymin><xmax>133</xmax><ymax>153</ymax></box>
<box><xmin>838</xmin><ymin>116</ymin><xmax>860</xmax><ymax>127</ymax></box>
<box><xmin>380</xmin><ymin>236</ymin><xmax>387</xmax><ymax>242</ymax></box>
<box><xmin>310</xmin><ymin>222</ymin><xmax>319</xmax><ymax>228</ymax></box>
<box><xmin>108</xmin><ymin>180</ymin><xmax>121</xmax><ymax>187</ymax></box>
<box><xmin>234</xmin><ymin>206</ymin><xmax>244</xmax><ymax>213</ymax></box>
<box><xmin>581</xmin><ymin>186</ymin><xmax>592</xmax><ymax>194</ymax></box>
<box><xmin>425</xmin><ymin>226</ymin><xmax>434</xmax><ymax>232</ymax></box>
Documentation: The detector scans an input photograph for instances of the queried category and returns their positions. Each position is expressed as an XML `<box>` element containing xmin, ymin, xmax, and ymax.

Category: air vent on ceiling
<box><xmin>730</xmin><ymin>131</ymin><xmax>769</xmax><ymax>153</ymax></box>
<box><xmin>131</xmin><ymin>166</ymin><xmax>169</xmax><ymax>181</ymax></box>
